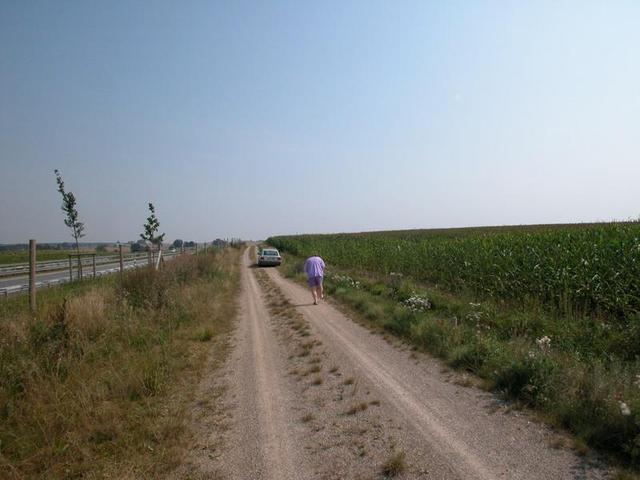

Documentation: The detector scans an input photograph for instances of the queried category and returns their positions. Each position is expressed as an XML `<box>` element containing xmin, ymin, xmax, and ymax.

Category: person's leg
<box><xmin>318</xmin><ymin>280</ymin><xmax>324</xmax><ymax>300</ymax></box>
<box><xmin>308</xmin><ymin>277</ymin><xmax>318</xmax><ymax>304</ymax></box>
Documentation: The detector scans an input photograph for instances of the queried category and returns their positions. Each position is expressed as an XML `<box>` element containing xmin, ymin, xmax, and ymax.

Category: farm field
<box><xmin>0</xmin><ymin>250</ymin><xmax>96</xmax><ymax>265</ymax></box>
<box><xmin>269</xmin><ymin>222</ymin><xmax>640</xmax><ymax>468</ymax></box>
<box><xmin>269</xmin><ymin>221</ymin><xmax>640</xmax><ymax>318</ymax></box>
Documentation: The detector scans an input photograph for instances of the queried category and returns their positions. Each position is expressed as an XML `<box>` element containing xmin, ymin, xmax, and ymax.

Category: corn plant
<box><xmin>268</xmin><ymin>222</ymin><xmax>640</xmax><ymax>320</ymax></box>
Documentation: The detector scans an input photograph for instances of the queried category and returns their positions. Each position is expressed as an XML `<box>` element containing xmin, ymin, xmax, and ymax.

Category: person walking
<box><xmin>304</xmin><ymin>254</ymin><xmax>325</xmax><ymax>305</ymax></box>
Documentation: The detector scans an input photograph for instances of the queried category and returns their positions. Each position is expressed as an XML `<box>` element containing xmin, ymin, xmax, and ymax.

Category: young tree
<box><xmin>140</xmin><ymin>203</ymin><xmax>165</xmax><ymax>269</ymax></box>
<box><xmin>54</xmin><ymin>169</ymin><xmax>85</xmax><ymax>277</ymax></box>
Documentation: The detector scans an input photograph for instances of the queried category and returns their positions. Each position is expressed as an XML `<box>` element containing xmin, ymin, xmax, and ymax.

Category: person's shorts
<box><xmin>307</xmin><ymin>276</ymin><xmax>323</xmax><ymax>288</ymax></box>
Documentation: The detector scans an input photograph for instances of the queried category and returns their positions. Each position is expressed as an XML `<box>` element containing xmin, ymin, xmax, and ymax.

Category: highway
<box><xmin>0</xmin><ymin>253</ymin><xmax>179</xmax><ymax>297</ymax></box>
<box><xmin>0</xmin><ymin>252</ymin><xmax>165</xmax><ymax>277</ymax></box>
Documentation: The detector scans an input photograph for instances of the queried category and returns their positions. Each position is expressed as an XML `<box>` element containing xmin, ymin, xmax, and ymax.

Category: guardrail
<box><xmin>0</xmin><ymin>251</ymin><xmax>186</xmax><ymax>277</ymax></box>
<box><xmin>0</xmin><ymin>251</ymin><xmax>183</xmax><ymax>299</ymax></box>
<box><xmin>1</xmin><ymin>241</ymin><xmax>214</xmax><ymax>308</ymax></box>
<box><xmin>0</xmin><ymin>263</ymin><xmax>139</xmax><ymax>298</ymax></box>
<box><xmin>0</xmin><ymin>253</ymin><xmax>140</xmax><ymax>277</ymax></box>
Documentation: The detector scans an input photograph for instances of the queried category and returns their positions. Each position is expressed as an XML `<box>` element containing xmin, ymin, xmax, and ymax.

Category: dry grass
<box><xmin>345</xmin><ymin>402</ymin><xmax>369</xmax><ymax>415</ymax></box>
<box><xmin>301</xmin><ymin>413</ymin><xmax>315</xmax><ymax>423</ymax></box>
<box><xmin>548</xmin><ymin>435</ymin><xmax>569</xmax><ymax>450</ymax></box>
<box><xmin>613</xmin><ymin>470</ymin><xmax>640</xmax><ymax>480</ymax></box>
<box><xmin>0</xmin><ymin>248</ymin><xmax>242</xmax><ymax>479</ymax></box>
<box><xmin>382</xmin><ymin>450</ymin><xmax>406</xmax><ymax>477</ymax></box>
<box><xmin>452</xmin><ymin>374</ymin><xmax>473</xmax><ymax>387</ymax></box>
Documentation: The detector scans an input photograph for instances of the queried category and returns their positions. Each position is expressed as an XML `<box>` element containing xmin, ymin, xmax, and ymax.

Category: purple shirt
<box><xmin>304</xmin><ymin>256</ymin><xmax>325</xmax><ymax>278</ymax></box>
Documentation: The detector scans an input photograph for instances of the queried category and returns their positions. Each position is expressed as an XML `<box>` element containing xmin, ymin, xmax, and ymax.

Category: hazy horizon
<box><xmin>3</xmin><ymin>216</ymin><xmax>640</xmax><ymax>246</ymax></box>
<box><xmin>2</xmin><ymin>1</ymin><xmax>639</xmax><ymax>244</ymax></box>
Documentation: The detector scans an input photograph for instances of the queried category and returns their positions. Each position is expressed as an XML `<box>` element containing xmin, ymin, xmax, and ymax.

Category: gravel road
<box><xmin>171</xmin><ymin>247</ymin><xmax>611</xmax><ymax>479</ymax></box>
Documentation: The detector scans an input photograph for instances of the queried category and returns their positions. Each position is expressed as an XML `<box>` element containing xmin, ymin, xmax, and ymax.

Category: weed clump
<box><xmin>345</xmin><ymin>402</ymin><xmax>368</xmax><ymax>415</ymax></box>
<box><xmin>382</xmin><ymin>450</ymin><xmax>406</xmax><ymax>477</ymax></box>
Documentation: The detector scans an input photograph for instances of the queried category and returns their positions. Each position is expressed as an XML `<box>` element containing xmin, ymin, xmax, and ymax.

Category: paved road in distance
<box><xmin>0</xmin><ymin>254</ymin><xmax>179</xmax><ymax>295</ymax></box>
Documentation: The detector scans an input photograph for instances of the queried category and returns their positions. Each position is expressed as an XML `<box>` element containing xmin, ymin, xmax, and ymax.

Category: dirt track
<box><xmin>172</xmin><ymin>248</ymin><xmax>611</xmax><ymax>479</ymax></box>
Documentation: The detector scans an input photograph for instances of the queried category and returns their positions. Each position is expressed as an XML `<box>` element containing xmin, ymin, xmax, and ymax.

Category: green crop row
<box><xmin>268</xmin><ymin>222</ymin><xmax>640</xmax><ymax>320</ymax></box>
<box><xmin>272</xmin><ymin>225</ymin><xmax>640</xmax><ymax>467</ymax></box>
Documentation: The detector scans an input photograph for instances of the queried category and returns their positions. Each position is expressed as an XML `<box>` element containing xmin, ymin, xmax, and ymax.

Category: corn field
<box><xmin>268</xmin><ymin>222</ymin><xmax>640</xmax><ymax>318</ymax></box>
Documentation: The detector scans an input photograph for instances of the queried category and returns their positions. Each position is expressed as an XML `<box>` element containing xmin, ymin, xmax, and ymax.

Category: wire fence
<box><xmin>0</xmin><ymin>244</ymin><xmax>202</xmax><ymax>303</ymax></box>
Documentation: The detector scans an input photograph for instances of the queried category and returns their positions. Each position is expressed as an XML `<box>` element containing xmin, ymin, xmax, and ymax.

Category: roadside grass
<box><xmin>0</xmin><ymin>247</ymin><xmax>241</xmax><ymax>479</ymax></box>
<box><xmin>278</xmin><ymin>254</ymin><xmax>640</xmax><ymax>471</ymax></box>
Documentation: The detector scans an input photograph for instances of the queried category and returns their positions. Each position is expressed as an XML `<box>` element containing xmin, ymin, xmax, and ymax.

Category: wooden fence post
<box><xmin>29</xmin><ymin>239</ymin><xmax>36</xmax><ymax>313</ymax></box>
<box><xmin>68</xmin><ymin>256</ymin><xmax>73</xmax><ymax>282</ymax></box>
<box><xmin>119</xmin><ymin>244</ymin><xmax>124</xmax><ymax>281</ymax></box>
<box><xmin>92</xmin><ymin>254</ymin><xmax>96</xmax><ymax>278</ymax></box>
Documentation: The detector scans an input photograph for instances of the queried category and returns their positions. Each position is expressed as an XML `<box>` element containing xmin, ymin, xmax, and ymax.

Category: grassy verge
<box><xmin>278</xmin><ymin>254</ymin><xmax>640</xmax><ymax>472</ymax></box>
<box><xmin>0</xmin><ymin>247</ymin><xmax>242</xmax><ymax>479</ymax></box>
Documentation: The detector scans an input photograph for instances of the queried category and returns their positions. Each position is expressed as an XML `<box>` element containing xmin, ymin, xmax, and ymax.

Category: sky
<box><xmin>1</xmin><ymin>0</ymin><xmax>639</xmax><ymax>243</ymax></box>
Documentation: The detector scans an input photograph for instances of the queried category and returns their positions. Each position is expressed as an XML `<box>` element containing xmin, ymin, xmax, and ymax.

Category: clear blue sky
<box><xmin>1</xmin><ymin>1</ymin><xmax>638</xmax><ymax>243</ymax></box>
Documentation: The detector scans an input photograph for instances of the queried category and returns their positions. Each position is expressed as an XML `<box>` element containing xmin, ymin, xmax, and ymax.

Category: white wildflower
<box><xmin>402</xmin><ymin>294</ymin><xmax>432</xmax><ymax>312</ymax></box>
<box><xmin>329</xmin><ymin>274</ymin><xmax>360</xmax><ymax>289</ymax></box>
<box><xmin>536</xmin><ymin>336</ymin><xmax>551</xmax><ymax>353</ymax></box>
<box><xmin>619</xmin><ymin>401</ymin><xmax>631</xmax><ymax>417</ymax></box>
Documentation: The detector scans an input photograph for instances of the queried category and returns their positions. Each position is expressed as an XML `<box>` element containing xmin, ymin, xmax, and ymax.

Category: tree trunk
<box><xmin>155</xmin><ymin>244</ymin><xmax>162</xmax><ymax>270</ymax></box>
<box><xmin>75</xmin><ymin>238</ymin><xmax>83</xmax><ymax>280</ymax></box>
